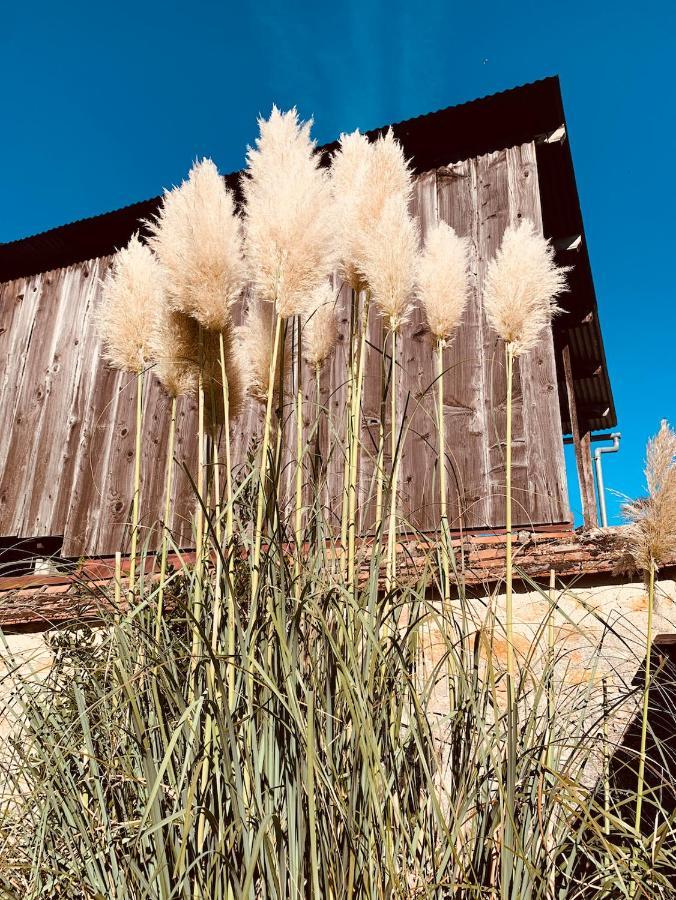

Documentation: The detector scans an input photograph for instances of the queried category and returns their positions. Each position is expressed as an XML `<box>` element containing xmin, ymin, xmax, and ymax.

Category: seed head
<box><xmin>235</xmin><ymin>298</ymin><xmax>289</xmax><ymax>403</ymax></box>
<box><xmin>484</xmin><ymin>220</ymin><xmax>568</xmax><ymax>356</ymax></box>
<box><xmin>151</xmin><ymin>309</ymin><xmax>199</xmax><ymax>398</ymax></box>
<box><xmin>147</xmin><ymin>158</ymin><xmax>245</xmax><ymax>333</ymax></box>
<box><xmin>417</xmin><ymin>222</ymin><xmax>470</xmax><ymax>344</ymax></box>
<box><xmin>242</xmin><ymin>107</ymin><xmax>334</xmax><ymax>318</ymax></box>
<box><xmin>331</xmin><ymin>128</ymin><xmax>413</xmax><ymax>292</ymax></box>
<box><xmin>360</xmin><ymin>196</ymin><xmax>419</xmax><ymax>332</ymax></box>
<box><xmin>623</xmin><ymin>421</ymin><xmax>676</xmax><ymax>572</ymax></box>
<box><xmin>303</xmin><ymin>282</ymin><xmax>340</xmax><ymax>371</ymax></box>
<box><xmin>99</xmin><ymin>233</ymin><xmax>162</xmax><ymax>374</ymax></box>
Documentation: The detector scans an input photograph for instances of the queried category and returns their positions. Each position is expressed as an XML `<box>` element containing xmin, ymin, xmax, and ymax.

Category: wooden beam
<box><xmin>562</xmin><ymin>344</ymin><xmax>598</xmax><ymax>529</ymax></box>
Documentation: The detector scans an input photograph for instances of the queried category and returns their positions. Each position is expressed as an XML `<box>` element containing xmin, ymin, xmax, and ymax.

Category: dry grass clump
<box><xmin>99</xmin><ymin>233</ymin><xmax>162</xmax><ymax>373</ymax></box>
<box><xmin>417</xmin><ymin>221</ymin><xmax>470</xmax><ymax>343</ymax></box>
<box><xmin>484</xmin><ymin>219</ymin><xmax>568</xmax><ymax>355</ymax></box>
<box><xmin>623</xmin><ymin>420</ymin><xmax>676</xmax><ymax>572</ymax></box>
<box><xmin>302</xmin><ymin>282</ymin><xmax>339</xmax><ymax>372</ymax></box>
<box><xmin>242</xmin><ymin>107</ymin><xmax>334</xmax><ymax>318</ymax></box>
<box><xmin>146</xmin><ymin>159</ymin><xmax>245</xmax><ymax>334</ymax></box>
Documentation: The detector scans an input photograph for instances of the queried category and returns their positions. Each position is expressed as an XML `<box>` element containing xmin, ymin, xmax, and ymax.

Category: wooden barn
<box><xmin>0</xmin><ymin>76</ymin><xmax>615</xmax><ymax>566</ymax></box>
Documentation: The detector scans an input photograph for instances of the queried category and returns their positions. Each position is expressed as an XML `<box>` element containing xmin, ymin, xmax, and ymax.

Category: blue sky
<box><xmin>0</xmin><ymin>0</ymin><xmax>673</xmax><ymax>525</ymax></box>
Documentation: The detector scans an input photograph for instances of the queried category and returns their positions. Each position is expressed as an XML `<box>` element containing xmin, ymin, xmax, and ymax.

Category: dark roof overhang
<box><xmin>0</xmin><ymin>75</ymin><xmax>615</xmax><ymax>432</ymax></box>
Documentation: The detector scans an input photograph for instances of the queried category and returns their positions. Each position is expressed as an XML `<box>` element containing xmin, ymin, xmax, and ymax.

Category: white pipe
<box><xmin>594</xmin><ymin>432</ymin><xmax>621</xmax><ymax>527</ymax></box>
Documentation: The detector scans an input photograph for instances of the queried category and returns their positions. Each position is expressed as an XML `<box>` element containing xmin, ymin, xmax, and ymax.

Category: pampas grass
<box><xmin>147</xmin><ymin>158</ymin><xmax>245</xmax><ymax>334</ymax></box>
<box><xmin>302</xmin><ymin>282</ymin><xmax>339</xmax><ymax>372</ymax></box>
<box><xmin>100</xmin><ymin>232</ymin><xmax>161</xmax><ymax>374</ymax></box>
<box><xmin>360</xmin><ymin>195</ymin><xmax>419</xmax><ymax>590</ymax></box>
<box><xmin>623</xmin><ymin>420</ymin><xmax>676</xmax><ymax>845</ymax></box>
<box><xmin>484</xmin><ymin>218</ymin><xmax>568</xmax><ymax>896</ymax></box>
<box><xmin>148</xmin><ymin>158</ymin><xmax>246</xmax><ymax>659</ymax></box>
<box><xmin>242</xmin><ymin>107</ymin><xmax>334</xmax><ymax>595</ymax></box>
<box><xmin>623</xmin><ymin>420</ymin><xmax>676</xmax><ymax>574</ymax></box>
<box><xmin>417</xmin><ymin>222</ymin><xmax>470</xmax><ymax>607</ymax></box>
<box><xmin>483</xmin><ymin>219</ymin><xmax>568</xmax><ymax>684</ymax></box>
<box><xmin>100</xmin><ymin>233</ymin><xmax>163</xmax><ymax>598</ymax></box>
<box><xmin>484</xmin><ymin>219</ymin><xmax>567</xmax><ymax>357</ymax></box>
<box><xmin>331</xmin><ymin>129</ymin><xmax>416</xmax><ymax>589</ymax></box>
<box><xmin>242</xmin><ymin>106</ymin><xmax>334</xmax><ymax>318</ymax></box>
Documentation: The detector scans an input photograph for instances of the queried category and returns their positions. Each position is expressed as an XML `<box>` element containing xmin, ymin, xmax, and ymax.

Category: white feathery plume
<box><xmin>99</xmin><ymin>233</ymin><xmax>162</xmax><ymax>373</ymax></box>
<box><xmin>360</xmin><ymin>195</ymin><xmax>419</xmax><ymax>331</ymax></box>
<box><xmin>151</xmin><ymin>310</ymin><xmax>199</xmax><ymax>398</ymax></box>
<box><xmin>331</xmin><ymin>128</ymin><xmax>414</xmax><ymax>292</ymax></box>
<box><xmin>147</xmin><ymin>158</ymin><xmax>245</xmax><ymax>333</ymax></box>
<box><xmin>242</xmin><ymin>107</ymin><xmax>334</xmax><ymax>318</ymax></box>
<box><xmin>623</xmin><ymin>420</ymin><xmax>676</xmax><ymax>571</ymax></box>
<box><xmin>483</xmin><ymin>219</ymin><xmax>568</xmax><ymax>356</ymax></box>
<box><xmin>302</xmin><ymin>281</ymin><xmax>340</xmax><ymax>371</ymax></box>
<box><xmin>331</xmin><ymin>130</ymin><xmax>373</xmax><ymax>291</ymax></box>
<box><xmin>236</xmin><ymin>298</ymin><xmax>289</xmax><ymax>403</ymax></box>
<box><xmin>417</xmin><ymin>222</ymin><xmax>470</xmax><ymax>344</ymax></box>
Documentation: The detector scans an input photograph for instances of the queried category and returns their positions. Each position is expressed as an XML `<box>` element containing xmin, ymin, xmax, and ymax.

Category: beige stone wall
<box><xmin>0</xmin><ymin>632</ymin><xmax>53</xmax><ymax>740</ymax></box>
<box><xmin>1</xmin><ymin>574</ymin><xmax>675</xmax><ymax>746</ymax></box>
<box><xmin>417</xmin><ymin>574</ymin><xmax>676</xmax><ymax>784</ymax></box>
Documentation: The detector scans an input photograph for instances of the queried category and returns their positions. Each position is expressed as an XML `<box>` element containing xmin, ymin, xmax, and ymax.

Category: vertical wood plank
<box><xmin>506</xmin><ymin>143</ymin><xmax>570</xmax><ymax>526</ymax></box>
<box><xmin>562</xmin><ymin>343</ymin><xmax>597</xmax><ymax>529</ymax></box>
<box><xmin>397</xmin><ymin>171</ymin><xmax>438</xmax><ymax>532</ymax></box>
<box><xmin>475</xmin><ymin>149</ymin><xmax>529</xmax><ymax>527</ymax></box>
<box><xmin>436</xmin><ymin>160</ymin><xmax>490</xmax><ymax>529</ymax></box>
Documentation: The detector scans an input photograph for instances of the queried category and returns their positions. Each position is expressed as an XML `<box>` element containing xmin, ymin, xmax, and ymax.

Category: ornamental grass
<box><xmin>0</xmin><ymin>110</ymin><xmax>674</xmax><ymax>900</ymax></box>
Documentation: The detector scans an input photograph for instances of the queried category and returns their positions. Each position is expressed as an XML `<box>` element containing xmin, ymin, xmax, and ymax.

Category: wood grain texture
<box><xmin>0</xmin><ymin>142</ymin><xmax>570</xmax><ymax>556</ymax></box>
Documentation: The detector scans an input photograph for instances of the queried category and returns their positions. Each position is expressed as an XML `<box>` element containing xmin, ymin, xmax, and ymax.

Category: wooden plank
<box><xmin>397</xmin><ymin>171</ymin><xmax>438</xmax><ymax>532</ymax></box>
<box><xmin>25</xmin><ymin>261</ymin><xmax>106</xmax><ymax>538</ymax></box>
<box><xmin>562</xmin><ymin>342</ymin><xmax>598</xmax><ymax>529</ymax></box>
<box><xmin>0</xmin><ymin>268</ymin><xmax>73</xmax><ymax>537</ymax></box>
<box><xmin>475</xmin><ymin>149</ymin><xmax>529</xmax><ymax>527</ymax></box>
<box><xmin>436</xmin><ymin>160</ymin><xmax>490</xmax><ymax>529</ymax></box>
<box><xmin>505</xmin><ymin>143</ymin><xmax>570</xmax><ymax>526</ymax></box>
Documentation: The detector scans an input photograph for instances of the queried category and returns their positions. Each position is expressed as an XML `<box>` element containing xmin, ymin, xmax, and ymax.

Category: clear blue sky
<box><xmin>1</xmin><ymin>0</ymin><xmax>673</xmax><ymax>525</ymax></box>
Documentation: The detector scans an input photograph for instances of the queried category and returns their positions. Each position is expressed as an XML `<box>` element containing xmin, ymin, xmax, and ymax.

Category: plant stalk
<box><xmin>386</xmin><ymin>325</ymin><xmax>398</xmax><ymax>593</ymax></box>
<box><xmin>436</xmin><ymin>339</ymin><xmax>451</xmax><ymax>611</ymax></box>
<box><xmin>634</xmin><ymin>557</ymin><xmax>655</xmax><ymax>837</ymax></box>
<box><xmin>348</xmin><ymin>292</ymin><xmax>370</xmax><ymax>592</ymax></box>
<box><xmin>156</xmin><ymin>394</ymin><xmax>177</xmax><ymax>639</ymax></box>
<box><xmin>252</xmin><ymin>312</ymin><xmax>282</xmax><ymax>599</ymax></box>
<box><xmin>294</xmin><ymin>316</ymin><xmax>304</xmax><ymax>601</ymax></box>
<box><xmin>128</xmin><ymin>370</ymin><xmax>145</xmax><ymax>600</ymax></box>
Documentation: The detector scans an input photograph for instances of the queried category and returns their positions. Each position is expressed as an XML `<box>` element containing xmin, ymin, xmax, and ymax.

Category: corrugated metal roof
<box><xmin>0</xmin><ymin>75</ymin><xmax>615</xmax><ymax>432</ymax></box>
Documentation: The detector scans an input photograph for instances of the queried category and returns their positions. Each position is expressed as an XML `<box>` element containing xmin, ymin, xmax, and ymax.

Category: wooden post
<box><xmin>562</xmin><ymin>343</ymin><xmax>598</xmax><ymax>529</ymax></box>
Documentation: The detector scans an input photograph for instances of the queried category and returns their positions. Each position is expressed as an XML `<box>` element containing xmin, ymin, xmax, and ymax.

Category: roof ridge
<box><xmin>0</xmin><ymin>75</ymin><xmax>560</xmax><ymax>251</ymax></box>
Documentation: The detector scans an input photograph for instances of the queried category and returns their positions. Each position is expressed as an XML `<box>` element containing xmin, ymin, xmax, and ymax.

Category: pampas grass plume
<box><xmin>623</xmin><ymin>420</ymin><xmax>676</xmax><ymax>571</ymax></box>
<box><xmin>360</xmin><ymin>196</ymin><xmax>419</xmax><ymax>331</ymax></box>
<box><xmin>417</xmin><ymin>222</ymin><xmax>470</xmax><ymax>343</ymax></box>
<box><xmin>242</xmin><ymin>107</ymin><xmax>334</xmax><ymax>318</ymax></box>
<box><xmin>236</xmin><ymin>298</ymin><xmax>288</xmax><ymax>403</ymax></box>
<box><xmin>151</xmin><ymin>310</ymin><xmax>199</xmax><ymax>398</ymax></box>
<box><xmin>331</xmin><ymin>128</ymin><xmax>413</xmax><ymax>292</ymax></box>
<box><xmin>484</xmin><ymin>219</ymin><xmax>568</xmax><ymax>356</ymax></box>
<box><xmin>303</xmin><ymin>282</ymin><xmax>339</xmax><ymax>371</ymax></box>
<box><xmin>147</xmin><ymin>158</ymin><xmax>245</xmax><ymax>333</ymax></box>
<box><xmin>100</xmin><ymin>233</ymin><xmax>162</xmax><ymax>373</ymax></box>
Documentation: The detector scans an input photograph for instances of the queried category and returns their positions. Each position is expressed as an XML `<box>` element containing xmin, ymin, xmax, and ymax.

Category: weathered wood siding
<box><xmin>0</xmin><ymin>141</ymin><xmax>569</xmax><ymax>557</ymax></box>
